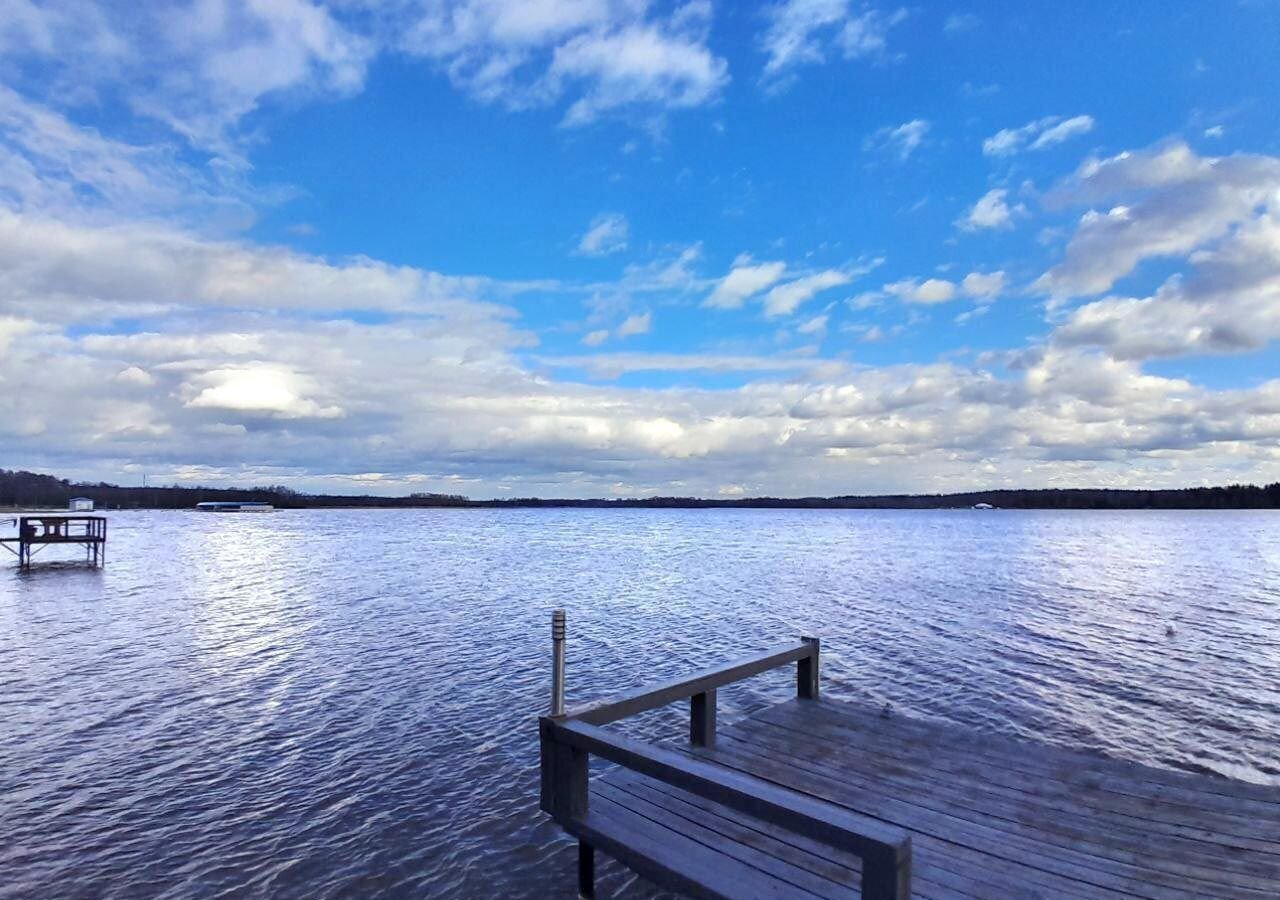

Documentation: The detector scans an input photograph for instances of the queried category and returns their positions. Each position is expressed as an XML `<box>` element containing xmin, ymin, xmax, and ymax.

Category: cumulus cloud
<box><xmin>577</xmin><ymin>212</ymin><xmax>629</xmax><ymax>256</ymax></box>
<box><xmin>983</xmin><ymin>114</ymin><xmax>1095</xmax><ymax>156</ymax></box>
<box><xmin>1053</xmin><ymin>211</ymin><xmax>1280</xmax><ymax>360</ymax></box>
<box><xmin>764</xmin><ymin>270</ymin><xmax>851</xmax><ymax>316</ymax></box>
<box><xmin>3</xmin><ymin>1</ymin><xmax>726</xmax><ymax>156</ymax></box>
<box><xmin>962</xmin><ymin>270</ymin><xmax>1006</xmax><ymax>298</ymax></box>
<box><xmin>705</xmin><ymin>256</ymin><xmax>787</xmax><ymax>308</ymax></box>
<box><xmin>958</xmin><ymin>187</ymin><xmax>1023</xmax><ymax>230</ymax></box>
<box><xmin>884</xmin><ymin>277</ymin><xmax>957</xmax><ymax>304</ymax></box>
<box><xmin>1036</xmin><ymin>142</ymin><xmax>1280</xmax><ymax>298</ymax></box>
<box><xmin>864</xmin><ymin>119</ymin><xmax>930</xmax><ymax>161</ymax></box>
<box><xmin>759</xmin><ymin>1</ymin><xmax>906</xmax><ymax>83</ymax></box>
<box><xmin>184</xmin><ymin>363</ymin><xmax>344</xmax><ymax>419</ymax></box>
<box><xmin>400</xmin><ymin>0</ymin><xmax>728</xmax><ymax>125</ymax></box>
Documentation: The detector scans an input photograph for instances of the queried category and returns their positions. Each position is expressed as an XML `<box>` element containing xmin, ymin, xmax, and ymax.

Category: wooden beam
<box><xmin>567</xmin><ymin>643</ymin><xmax>815</xmax><ymax>726</ymax></box>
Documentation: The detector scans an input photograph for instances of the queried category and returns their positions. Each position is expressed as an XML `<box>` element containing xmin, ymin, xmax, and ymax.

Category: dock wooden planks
<box><xmin>591</xmin><ymin>696</ymin><xmax>1280</xmax><ymax>898</ymax></box>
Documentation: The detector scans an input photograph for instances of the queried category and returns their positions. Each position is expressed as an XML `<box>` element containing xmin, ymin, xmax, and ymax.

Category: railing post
<box><xmin>797</xmin><ymin>636</ymin><xmax>820</xmax><ymax>699</ymax></box>
<box><xmin>551</xmin><ymin>609</ymin><xmax>566</xmax><ymax>716</ymax></box>
<box><xmin>860</xmin><ymin>838</ymin><xmax>912</xmax><ymax>900</ymax></box>
<box><xmin>690</xmin><ymin>688</ymin><xmax>716</xmax><ymax>748</ymax></box>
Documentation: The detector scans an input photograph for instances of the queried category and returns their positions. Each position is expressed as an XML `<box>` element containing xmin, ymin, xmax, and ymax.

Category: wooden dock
<box><xmin>539</xmin><ymin>622</ymin><xmax>1280</xmax><ymax>898</ymax></box>
<box><xmin>0</xmin><ymin>515</ymin><xmax>106</xmax><ymax>569</ymax></box>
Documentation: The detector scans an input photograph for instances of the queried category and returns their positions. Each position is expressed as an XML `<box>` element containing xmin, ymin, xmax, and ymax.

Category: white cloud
<box><xmin>797</xmin><ymin>313</ymin><xmax>829</xmax><ymax>335</ymax></box>
<box><xmin>184</xmin><ymin>363</ymin><xmax>343</xmax><ymax>419</ymax></box>
<box><xmin>958</xmin><ymin>187</ymin><xmax>1022</xmax><ymax>231</ymax></box>
<box><xmin>551</xmin><ymin>11</ymin><xmax>729</xmax><ymax>125</ymax></box>
<box><xmin>864</xmin><ymin>119</ymin><xmax>930</xmax><ymax>161</ymax></box>
<box><xmin>537</xmin><ymin>351</ymin><xmax>830</xmax><ymax>379</ymax></box>
<box><xmin>983</xmin><ymin>114</ymin><xmax>1095</xmax><ymax>157</ymax></box>
<box><xmin>1036</xmin><ymin>142</ymin><xmax>1280</xmax><ymax>298</ymax></box>
<box><xmin>1204</xmin><ymin>126</ymin><xmax>1225</xmax><ymax>139</ymax></box>
<box><xmin>764</xmin><ymin>270</ymin><xmax>851</xmax><ymax>316</ymax></box>
<box><xmin>577</xmin><ymin>212</ymin><xmax>629</xmax><ymax>256</ymax></box>
<box><xmin>115</xmin><ymin>366</ymin><xmax>155</xmax><ymax>386</ymax></box>
<box><xmin>943</xmin><ymin>13</ymin><xmax>980</xmax><ymax>33</ymax></box>
<box><xmin>0</xmin><ymin>85</ymin><xmax>255</xmax><ymax>227</ymax></box>
<box><xmin>0</xmin><ymin>1</ymin><xmax>372</xmax><ymax>153</ymax></box>
<box><xmin>616</xmin><ymin>310</ymin><xmax>652</xmax><ymax>337</ymax></box>
<box><xmin>582</xmin><ymin>329</ymin><xmax>610</xmax><ymax>346</ymax></box>
<box><xmin>962</xmin><ymin>270</ymin><xmax>1006</xmax><ymax>298</ymax></box>
<box><xmin>884</xmin><ymin>277</ymin><xmax>957</xmax><ymax>304</ymax></box>
<box><xmin>760</xmin><ymin>1</ymin><xmax>906</xmax><ymax>83</ymax></box>
<box><xmin>401</xmin><ymin>0</ymin><xmax>727</xmax><ymax>126</ymax></box>
<box><xmin>705</xmin><ymin>257</ymin><xmax>787</xmax><ymax>308</ymax></box>
<box><xmin>1053</xmin><ymin>210</ymin><xmax>1280</xmax><ymax>360</ymax></box>
<box><xmin>0</xmin><ymin>209</ymin><xmax>515</xmax><ymax>317</ymax></box>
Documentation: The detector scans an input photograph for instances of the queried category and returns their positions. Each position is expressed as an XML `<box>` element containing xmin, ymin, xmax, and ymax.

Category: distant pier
<box><xmin>0</xmin><ymin>516</ymin><xmax>106</xmax><ymax>569</ymax></box>
<box><xmin>539</xmin><ymin>615</ymin><xmax>1280</xmax><ymax>898</ymax></box>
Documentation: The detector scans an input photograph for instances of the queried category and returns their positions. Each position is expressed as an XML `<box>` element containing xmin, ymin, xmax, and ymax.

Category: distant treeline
<box><xmin>3</xmin><ymin>468</ymin><xmax>1279</xmax><ymax>510</ymax></box>
<box><xmin>0</xmin><ymin>469</ymin><xmax>468</xmax><ymax>510</ymax></box>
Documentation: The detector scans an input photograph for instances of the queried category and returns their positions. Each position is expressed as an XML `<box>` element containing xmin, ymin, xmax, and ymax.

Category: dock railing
<box><xmin>0</xmin><ymin>515</ymin><xmax>107</xmax><ymax>568</ymax></box>
<box><xmin>538</xmin><ymin>615</ymin><xmax>912</xmax><ymax>899</ymax></box>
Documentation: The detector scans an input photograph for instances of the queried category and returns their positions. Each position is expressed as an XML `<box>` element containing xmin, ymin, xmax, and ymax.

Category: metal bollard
<box><xmin>551</xmin><ymin>609</ymin><xmax>566</xmax><ymax>716</ymax></box>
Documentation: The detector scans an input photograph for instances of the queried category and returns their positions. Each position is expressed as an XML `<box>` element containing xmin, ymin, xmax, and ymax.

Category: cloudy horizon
<box><xmin>2</xmin><ymin>2</ymin><xmax>1279</xmax><ymax>499</ymax></box>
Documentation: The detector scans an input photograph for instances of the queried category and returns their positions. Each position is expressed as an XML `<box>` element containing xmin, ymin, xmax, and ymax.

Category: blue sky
<box><xmin>1</xmin><ymin>1</ymin><xmax>1279</xmax><ymax>498</ymax></box>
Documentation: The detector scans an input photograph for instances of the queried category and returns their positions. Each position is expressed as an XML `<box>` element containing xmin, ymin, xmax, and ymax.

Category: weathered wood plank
<box><xmin>574</xmin><ymin>791</ymin><xmax>830</xmax><ymax>900</ymax></box>
<box><xmin>698</xmin><ymin>732</ymin><xmax>1278</xmax><ymax>899</ymax></box>
<box><xmin>607</xmin><ymin>771</ymin><xmax>1090</xmax><ymax>899</ymax></box>
<box><xmin>565</xmin><ymin>643</ymin><xmax>815</xmax><ymax>726</ymax></box>
<box><xmin>797</xmin><ymin>698</ymin><xmax>1280</xmax><ymax>811</ymax></box>
<box><xmin>723</xmin><ymin>719</ymin><xmax>1280</xmax><ymax>892</ymax></box>
<box><xmin>758</xmin><ymin>701</ymin><xmax>1280</xmax><ymax>856</ymax></box>
<box><xmin>594</xmin><ymin>780</ymin><xmax>855</xmax><ymax>899</ymax></box>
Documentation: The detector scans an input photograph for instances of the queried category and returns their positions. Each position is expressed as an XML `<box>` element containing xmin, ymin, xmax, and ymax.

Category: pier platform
<box><xmin>0</xmin><ymin>515</ymin><xmax>106</xmax><ymax>568</ymax></box>
<box><xmin>539</xmin><ymin>633</ymin><xmax>1280</xmax><ymax>898</ymax></box>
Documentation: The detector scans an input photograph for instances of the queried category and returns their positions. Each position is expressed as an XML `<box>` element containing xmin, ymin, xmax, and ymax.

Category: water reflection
<box><xmin>1</xmin><ymin>508</ymin><xmax>1278</xmax><ymax>898</ymax></box>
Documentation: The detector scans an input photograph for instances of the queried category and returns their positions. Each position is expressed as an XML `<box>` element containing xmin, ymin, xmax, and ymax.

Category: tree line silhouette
<box><xmin>3</xmin><ymin>468</ymin><xmax>1278</xmax><ymax>510</ymax></box>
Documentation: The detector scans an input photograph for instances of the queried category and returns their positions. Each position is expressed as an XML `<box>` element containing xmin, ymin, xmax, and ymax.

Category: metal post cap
<box><xmin>552</xmin><ymin>609</ymin><xmax>566</xmax><ymax>639</ymax></box>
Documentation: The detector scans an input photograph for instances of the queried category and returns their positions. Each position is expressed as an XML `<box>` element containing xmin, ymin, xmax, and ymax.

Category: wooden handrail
<box><xmin>543</xmin><ymin>716</ymin><xmax>912</xmax><ymax>899</ymax></box>
<box><xmin>565</xmin><ymin>640</ymin><xmax>819</xmax><ymax>726</ymax></box>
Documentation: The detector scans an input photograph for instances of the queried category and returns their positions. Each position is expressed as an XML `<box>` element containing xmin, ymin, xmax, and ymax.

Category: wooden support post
<box><xmin>551</xmin><ymin>609</ymin><xmax>566</xmax><ymax>716</ymax></box>
<box><xmin>690</xmin><ymin>689</ymin><xmax>716</xmax><ymax>747</ymax></box>
<box><xmin>577</xmin><ymin>840</ymin><xmax>595</xmax><ymax>899</ymax></box>
<box><xmin>797</xmin><ymin>636</ymin><xmax>820</xmax><ymax>699</ymax></box>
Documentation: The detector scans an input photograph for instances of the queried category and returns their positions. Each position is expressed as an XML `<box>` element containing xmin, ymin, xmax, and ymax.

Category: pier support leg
<box><xmin>690</xmin><ymin>689</ymin><xmax>716</xmax><ymax>747</ymax></box>
<box><xmin>577</xmin><ymin>840</ymin><xmax>595</xmax><ymax>899</ymax></box>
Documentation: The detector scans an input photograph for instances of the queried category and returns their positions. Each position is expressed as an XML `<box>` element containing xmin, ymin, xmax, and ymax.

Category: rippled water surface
<box><xmin>2</xmin><ymin>508</ymin><xmax>1279</xmax><ymax>898</ymax></box>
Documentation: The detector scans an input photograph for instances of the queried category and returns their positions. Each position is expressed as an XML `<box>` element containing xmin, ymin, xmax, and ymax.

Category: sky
<box><xmin>1</xmin><ymin>1</ymin><xmax>1279</xmax><ymax>499</ymax></box>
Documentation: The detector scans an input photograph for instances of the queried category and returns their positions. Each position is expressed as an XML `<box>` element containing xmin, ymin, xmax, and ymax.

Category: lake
<box><xmin>2</xmin><ymin>508</ymin><xmax>1278</xmax><ymax>898</ymax></box>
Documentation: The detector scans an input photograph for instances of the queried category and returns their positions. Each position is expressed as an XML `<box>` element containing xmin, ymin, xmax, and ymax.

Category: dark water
<box><xmin>2</xmin><ymin>508</ymin><xmax>1278</xmax><ymax>898</ymax></box>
